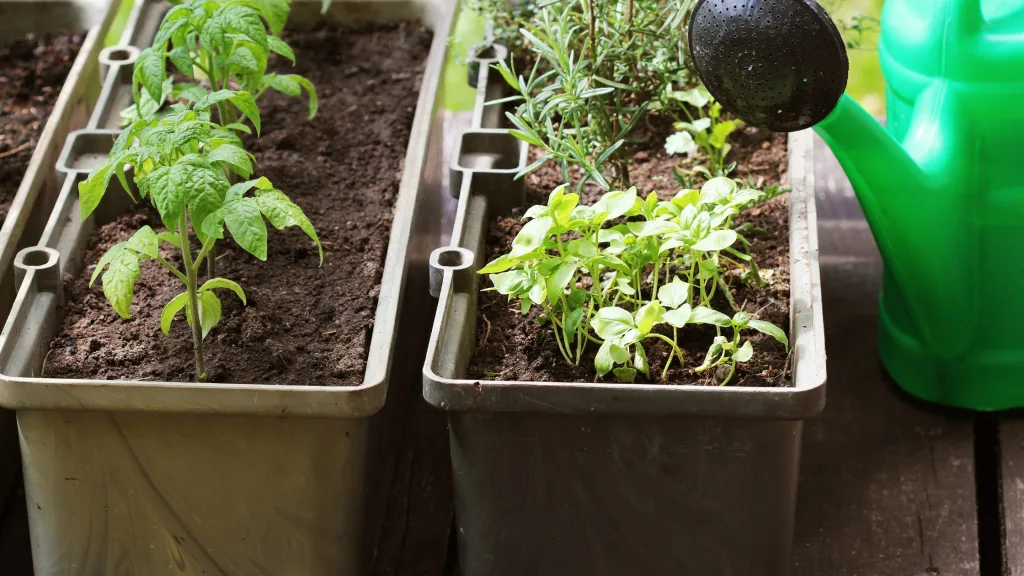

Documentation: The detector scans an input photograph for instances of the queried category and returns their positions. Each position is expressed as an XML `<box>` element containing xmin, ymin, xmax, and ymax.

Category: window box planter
<box><xmin>0</xmin><ymin>0</ymin><xmax>453</xmax><ymax>573</ymax></box>
<box><xmin>423</xmin><ymin>47</ymin><xmax>827</xmax><ymax>576</ymax></box>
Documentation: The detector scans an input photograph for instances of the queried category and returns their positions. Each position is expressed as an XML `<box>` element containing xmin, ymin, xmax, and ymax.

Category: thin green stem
<box><xmin>178</xmin><ymin>211</ymin><xmax>206</xmax><ymax>381</ymax></box>
<box><xmin>156</xmin><ymin>255</ymin><xmax>188</xmax><ymax>283</ymax></box>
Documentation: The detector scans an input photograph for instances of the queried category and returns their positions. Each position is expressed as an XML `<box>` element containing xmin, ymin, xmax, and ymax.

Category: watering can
<box><xmin>688</xmin><ymin>0</ymin><xmax>1024</xmax><ymax>411</ymax></box>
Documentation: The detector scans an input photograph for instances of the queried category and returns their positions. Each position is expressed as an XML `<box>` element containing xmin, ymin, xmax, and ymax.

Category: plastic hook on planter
<box><xmin>98</xmin><ymin>45</ymin><xmax>139</xmax><ymax>78</ymax></box>
<box><xmin>429</xmin><ymin>246</ymin><xmax>475</xmax><ymax>298</ymax></box>
<box><xmin>13</xmin><ymin>247</ymin><xmax>60</xmax><ymax>298</ymax></box>
<box><xmin>449</xmin><ymin>129</ymin><xmax>528</xmax><ymax>213</ymax></box>
<box><xmin>467</xmin><ymin>43</ymin><xmax>508</xmax><ymax>89</ymax></box>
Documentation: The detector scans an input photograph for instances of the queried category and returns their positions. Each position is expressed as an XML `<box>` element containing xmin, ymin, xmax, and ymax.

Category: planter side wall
<box><xmin>0</xmin><ymin>0</ymin><xmax>119</xmax><ymax>534</ymax></box>
<box><xmin>0</xmin><ymin>1</ymin><xmax>454</xmax><ymax>574</ymax></box>
<box><xmin>424</xmin><ymin>48</ymin><xmax>826</xmax><ymax>576</ymax></box>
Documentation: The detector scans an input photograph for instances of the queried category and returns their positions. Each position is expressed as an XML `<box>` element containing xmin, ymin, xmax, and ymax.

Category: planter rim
<box><xmin>0</xmin><ymin>0</ymin><xmax>455</xmax><ymax>418</ymax></box>
<box><xmin>423</xmin><ymin>52</ymin><xmax>826</xmax><ymax>419</ymax></box>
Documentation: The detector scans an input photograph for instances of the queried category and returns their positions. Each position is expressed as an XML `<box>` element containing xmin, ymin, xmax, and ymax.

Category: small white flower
<box><xmin>665</xmin><ymin>131</ymin><xmax>697</xmax><ymax>156</ymax></box>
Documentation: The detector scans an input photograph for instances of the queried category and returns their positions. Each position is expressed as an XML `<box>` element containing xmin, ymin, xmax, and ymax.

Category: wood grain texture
<box><xmin>792</xmin><ymin>138</ymin><xmax>980</xmax><ymax>576</ymax></box>
<box><xmin>999</xmin><ymin>420</ymin><xmax>1024</xmax><ymax>574</ymax></box>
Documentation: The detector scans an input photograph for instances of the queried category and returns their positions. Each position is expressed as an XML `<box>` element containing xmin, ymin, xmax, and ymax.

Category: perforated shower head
<box><xmin>688</xmin><ymin>0</ymin><xmax>849</xmax><ymax>132</ymax></box>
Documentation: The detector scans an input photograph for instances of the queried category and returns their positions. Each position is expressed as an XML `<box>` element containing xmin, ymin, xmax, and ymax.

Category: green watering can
<box><xmin>688</xmin><ymin>0</ymin><xmax>1024</xmax><ymax>410</ymax></box>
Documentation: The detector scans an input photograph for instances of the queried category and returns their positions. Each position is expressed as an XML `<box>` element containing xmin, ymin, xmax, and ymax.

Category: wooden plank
<box><xmin>792</xmin><ymin>137</ymin><xmax>980</xmax><ymax>576</ymax></box>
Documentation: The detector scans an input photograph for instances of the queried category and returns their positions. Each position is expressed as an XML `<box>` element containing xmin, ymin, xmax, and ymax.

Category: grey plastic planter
<box><xmin>423</xmin><ymin>48</ymin><xmax>828</xmax><ymax>576</ymax></box>
<box><xmin>0</xmin><ymin>0</ymin><xmax>120</xmax><ymax>523</ymax></box>
<box><xmin>0</xmin><ymin>0</ymin><xmax>452</xmax><ymax>574</ymax></box>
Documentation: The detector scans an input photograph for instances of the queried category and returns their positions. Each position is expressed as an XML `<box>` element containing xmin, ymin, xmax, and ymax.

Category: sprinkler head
<box><xmin>688</xmin><ymin>0</ymin><xmax>850</xmax><ymax>132</ymax></box>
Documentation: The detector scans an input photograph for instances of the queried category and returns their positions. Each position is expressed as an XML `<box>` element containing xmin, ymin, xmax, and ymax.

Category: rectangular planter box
<box><xmin>0</xmin><ymin>0</ymin><xmax>120</xmax><ymax>522</ymax></box>
<box><xmin>423</xmin><ymin>48</ymin><xmax>828</xmax><ymax>576</ymax></box>
<box><xmin>0</xmin><ymin>0</ymin><xmax>453</xmax><ymax>574</ymax></box>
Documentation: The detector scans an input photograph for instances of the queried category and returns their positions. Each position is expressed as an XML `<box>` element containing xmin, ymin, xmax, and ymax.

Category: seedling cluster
<box><xmin>81</xmin><ymin>0</ymin><xmax>322</xmax><ymax>380</ymax></box>
<box><xmin>473</xmin><ymin>0</ymin><xmax>790</xmax><ymax>383</ymax></box>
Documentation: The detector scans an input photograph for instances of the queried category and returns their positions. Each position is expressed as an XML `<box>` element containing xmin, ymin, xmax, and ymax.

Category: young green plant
<box><xmin>80</xmin><ymin>99</ymin><xmax>322</xmax><ymax>381</ymax></box>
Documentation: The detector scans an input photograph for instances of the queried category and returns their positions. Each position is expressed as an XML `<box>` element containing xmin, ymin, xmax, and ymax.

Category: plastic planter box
<box><xmin>0</xmin><ymin>0</ymin><xmax>452</xmax><ymax>574</ymax></box>
<box><xmin>423</xmin><ymin>48</ymin><xmax>828</xmax><ymax>576</ymax></box>
<box><xmin>0</xmin><ymin>0</ymin><xmax>120</xmax><ymax>524</ymax></box>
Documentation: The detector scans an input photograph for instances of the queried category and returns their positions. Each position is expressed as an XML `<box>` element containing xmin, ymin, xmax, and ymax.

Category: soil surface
<box><xmin>467</xmin><ymin>123</ymin><xmax>794</xmax><ymax>387</ymax></box>
<box><xmin>0</xmin><ymin>32</ymin><xmax>83</xmax><ymax>223</ymax></box>
<box><xmin>43</xmin><ymin>22</ymin><xmax>433</xmax><ymax>385</ymax></box>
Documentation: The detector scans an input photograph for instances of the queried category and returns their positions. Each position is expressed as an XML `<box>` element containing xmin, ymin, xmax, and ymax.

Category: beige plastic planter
<box><xmin>423</xmin><ymin>47</ymin><xmax>827</xmax><ymax>576</ymax></box>
<box><xmin>0</xmin><ymin>0</ymin><xmax>120</xmax><ymax>524</ymax></box>
<box><xmin>0</xmin><ymin>0</ymin><xmax>453</xmax><ymax>574</ymax></box>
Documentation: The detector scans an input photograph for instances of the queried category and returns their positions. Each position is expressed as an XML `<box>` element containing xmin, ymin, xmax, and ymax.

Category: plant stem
<box><xmin>178</xmin><ymin>211</ymin><xmax>206</xmax><ymax>381</ymax></box>
<box><xmin>661</xmin><ymin>326</ymin><xmax>678</xmax><ymax>380</ymax></box>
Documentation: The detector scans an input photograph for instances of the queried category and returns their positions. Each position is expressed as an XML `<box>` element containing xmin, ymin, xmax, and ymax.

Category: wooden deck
<box><xmin>0</xmin><ymin>132</ymin><xmax>1010</xmax><ymax>575</ymax></box>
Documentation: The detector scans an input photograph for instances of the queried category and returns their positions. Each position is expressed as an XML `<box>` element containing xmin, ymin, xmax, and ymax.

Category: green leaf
<box><xmin>490</xmin><ymin>270</ymin><xmax>531</xmax><ymax>295</ymax></box>
<box><xmin>591</xmin><ymin>307</ymin><xmax>634</xmax><ymax>340</ymax></box>
<box><xmin>658</xmin><ymin>277</ymin><xmax>690</xmax><ymax>309</ymax></box>
<box><xmin>161</xmin><ymin>292</ymin><xmax>189</xmax><ymax>335</ymax></box>
<box><xmin>224</xmin><ymin>195</ymin><xmax>268</xmax><ymax>260</ymax></box>
<box><xmin>78</xmin><ymin>159</ymin><xmax>115</xmax><ymax>219</ymax></box>
<box><xmin>734</xmin><ymin>340</ymin><xmax>754</xmax><ymax>363</ymax></box>
<box><xmin>172</xmin><ymin>82</ymin><xmax>207</xmax><ymax>102</ymax></box>
<box><xmin>267</xmin><ymin>35</ymin><xmax>295</xmax><ymax>62</ymax></box>
<box><xmin>564</xmin><ymin>307</ymin><xmax>585</xmax><ymax>343</ymax></box>
<box><xmin>634</xmin><ymin>301</ymin><xmax>664</xmax><ymax>335</ymax></box>
<box><xmin>218</xmin><ymin>5</ymin><xmax>269</xmax><ymax>49</ymax></box>
<box><xmin>179</xmin><ymin>161</ymin><xmax>229</xmax><ymax>239</ymax></box>
<box><xmin>662</xmin><ymin>304</ymin><xmax>692</xmax><ymax>328</ymax></box>
<box><xmin>595</xmin><ymin>339</ymin><xmax>615</xmax><ymax>377</ymax></box>
<box><xmin>592</xmin><ymin>187</ymin><xmax>637</xmax><ymax>221</ymax></box>
<box><xmin>527</xmin><ymin>279</ymin><xmax>546</xmax><ymax>305</ymax></box>
<box><xmin>169</xmin><ymin>47</ymin><xmax>196</xmax><ymax>77</ymax></box>
<box><xmin>699</xmin><ymin>177</ymin><xmax>736</xmax><ymax>205</ymax></box>
<box><xmin>125</xmin><ymin>226</ymin><xmax>160</xmax><ymax>259</ymax></box>
<box><xmin>612</xmin><ymin>367</ymin><xmax>637</xmax><ymax>383</ymax></box>
<box><xmin>692</xmin><ymin>230</ymin><xmax>737</xmax><ymax>252</ymax></box>
<box><xmin>142</xmin><ymin>166</ymin><xmax>185</xmax><ymax>231</ymax></box>
<box><xmin>208</xmin><ymin>143</ymin><xmax>253</xmax><ymax>178</ymax></box>
<box><xmin>626</xmin><ymin>220</ymin><xmax>679</xmax><ymax>238</ymax></box>
<box><xmin>134</xmin><ymin>48</ymin><xmax>165</xmax><ymax>111</ymax></box>
<box><xmin>566</xmin><ymin>238</ymin><xmax>597</xmax><ymax>258</ymax></box>
<box><xmin>96</xmin><ymin>244</ymin><xmax>141</xmax><ymax>319</ymax></box>
<box><xmin>230</xmin><ymin>91</ymin><xmax>261</xmax><ymax>134</ymax></box>
<box><xmin>199</xmin><ymin>290</ymin><xmax>222</xmax><ymax>338</ymax></box>
<box><xmin>697</xmin><ymin>336</ymin><xmax>728</xmax><ymax>372</ymax></box>
<box><xmin>510</xmin><ymin>216</ymin><xmax>553</xmax><ymax>258</ymax></box>
<box><xmin>158</xmin><ymin>231</ymin><xmax>182</xmax><ymax>248</ymax></box>
<box><xmin>545</xmin><ymin>263</ymin><xmax>577</xmax><ymax>304</ymax></box>
<box><xmin>634</xmin><ymin>343</ymin><xmax>650</xmax><ymax>378</ymax></box>
<box><xmin>226</xmin><ymin>46</ymin><xmax>260</xmax><ymax>74</ymax></box>
<box><xmin>264</xmin><ymin>73</ymin><xmax>300</xmax><ymax>96</ymax></box>
<box><xmin>711</xmin><ymin>120</ymin><xmax>739</xmax><ymax>148</ymax></box>
<box><xmin>669</xmin><ymin>86</ymin><xmax>711</xmax><ymax>108</ymax></box>
<box><xmin>195</xmin><ymin>89</ymin><xmax>237</xmax><ymax>112</ymax></box>
<box><xmin>255</xmin><ymin>189</ymin><xmax>323</xmax><ymax>263</ymax></box>
<box><xmin>748</xmin><ymin>319</ymin><xmax>789</xmax><ymax>351</ymax></box>
<box><xmin>689</xmin><ymin>306</ymin><xmax>732</xmax><ymax>327</ymax></box>
<box><xmin>255</xmin><ymin>0</ymin><xmax>291</xmax><ymax>34</ymax></box>
<box><xmin>201</xmin><ymin>208</ymin><xmax>225</xmax><ymax>240</ymax></box>
<box><xmin>478</xmin><ymin>254</ymin><xmax>516</xmax><ymax>275</ymax></box>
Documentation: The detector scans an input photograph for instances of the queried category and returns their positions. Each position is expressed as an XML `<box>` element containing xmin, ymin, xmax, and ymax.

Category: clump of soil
<box><xmin>43</xmin><ymin>21</ymin><xmax>433</xmax><ymax>385</ymax></box>
<box><xmin>467</xmin><ymin>123</ymin><xmax>793</xmax><ymax>387</ymax></box>
<box><xmin>0</xmin><ymin>32</ymin><xmax>83</xmax><ymax>223</ymax></box>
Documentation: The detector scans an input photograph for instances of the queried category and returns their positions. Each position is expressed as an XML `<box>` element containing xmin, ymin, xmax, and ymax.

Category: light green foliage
<box><xmin>665</xmin><ymin>86</ymin><xmax>741</xmax><ymax>186</ymax></box>
<box><xmin>486</xmin><ymin>0</ymin><xmax>745</xmax><ymax>192</ymax></box>
<box><xmin>122</xmin><ymin>0</ymin><xmax>317</xmax><ymax>127</ymax></box>
<box><xmin>480</xmin><ymin>179</ymin><xmax>788</xmax><ymax>383</ymax></box>
<box><xmin>82</xmin><ymin>101</ymin><xmax>321</xmax><ymax>381</ymax></box>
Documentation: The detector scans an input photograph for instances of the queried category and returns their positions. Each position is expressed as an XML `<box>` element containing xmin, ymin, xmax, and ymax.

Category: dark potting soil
<box><xmin>467</xmin><ymin>124</ymin><xmax>794</xmax><ymax>387</ymax></box>
<box><xmin>0</xmin><ymin>32</ymin><xmax>83</xmax><ymax>223</ymax></box>
<box><xmin>42</xmin><ymin>22</ymin><xmax>433</xmax><ymax>385</ymax></box>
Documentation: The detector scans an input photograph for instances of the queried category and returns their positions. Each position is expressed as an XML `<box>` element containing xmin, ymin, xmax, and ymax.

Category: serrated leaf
<box><xmin>198</xmin><ymin>290</ymin><xmax>222</xmax><ymax>338</ymax></box>
<box><xmin>158</xmin><ymin>231</ymin><xmax>182</xmax><ymax>248</ymax></box>
<box><xmin>267</xmin><ymin>36</ymin><xmax>295</xmax><ymax>63</ymax></box>
<box><xmin>263</xmin><ymin>73</ymin><xmax>300</xmax><ymax>96</ymax></box>
<box><xmin>229</xmin><ymin>91</ymin><xmax>261</xmax><ymax>134</ymax></box>
<box><xmin>255</xmin><ymin>189</ymin><xmax>323</xmax><ymax>262</ymax></box>
<box><xmin>142</xmin><ymin>166</ymin><xmax>185</xmax><ymax>230</ymax></box>
<box><xmin>226</xmin><ymin>46</ymin><xmax>260</xmax><ymax>74</ymax></box>
<box><xmin>125</xmin><ymin>226</ymin><xmax>159</xmax><ymax>258</ymax></box>
<box><xmin>134</xmin><ymin>48</ymin><xmax>165</xmax><ymax>110</ymax></box>
<box><xmin>255</xmin><ymin>0</ymin><xmax>291</xmax><ymax>34</ymax></box>
<box><xmin>200</xmin><ymin>277</ymin><xmax>247</xmax><ymax>304</ymax></box>
<box><xmin>161</xmin><ymin>292</ymin><xmax>189</xmax><ymax>335</ymax></box>
<box><xmin>748</xmin><ymin>319</ymin><xmax>789</xmax><ymax>350</ymax></box>
<box><xmin>224</xmin><ymin>195</ymin><xmax>268</xmax><ymax>260</ymax></box>
<box><xmin>97</xmin><ymin>244</ymin><xmax>141</xmax><ymax>319</ymax></box>
<box><xmin>172</xmin><ymin>82</ymin><xmax>207</xmax><ymax>102</ymax></box>
<box><xmin>219</xmin><ymin>5</ymin><xmax>269</xmax><ymax>49</ymax></box>
<box><xmin>201</xmin><ymin>208</ymin><xmax>225</xmax><ymax>240</ymax></box>
<box><xmin>184</xmin><ymin>163</ymin><xmax>230</xmax><ymax>239</ymax></box>
<box><xmin>208</xmin><ymin>143</ymin><xmax>253</xmax><ymax>178</ymax></box>
<box><xmin>79</xmin><ymin>159</ymin><xmax>115</xmax><ymax>219</ymax></box>
<box><xmin>195</xmin><ymin>89</ymin><xmax>236</xmax><ymax>112</ymax></box>
<box><xmin>169</xmin><ymin>47</ymin><xmax>196</xmax><ymax>77</ymax></box>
